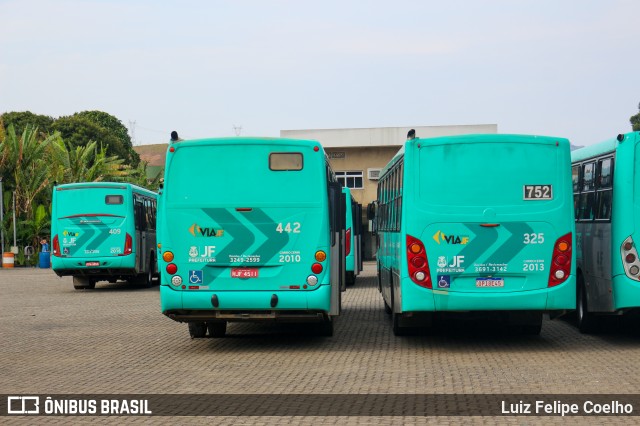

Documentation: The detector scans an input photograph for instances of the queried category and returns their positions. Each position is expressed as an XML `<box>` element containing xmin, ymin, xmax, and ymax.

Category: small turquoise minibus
<box><xmin>51</xmin><ymin>182</ymin><xmax>158</xmax><ymax>289</ymax></box>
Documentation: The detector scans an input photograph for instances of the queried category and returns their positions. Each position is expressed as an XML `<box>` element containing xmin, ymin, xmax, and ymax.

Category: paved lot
<box><xmin>2</xmin><ymin>262</ymin><xmax>640</xmax><ymax>424</ymax></box>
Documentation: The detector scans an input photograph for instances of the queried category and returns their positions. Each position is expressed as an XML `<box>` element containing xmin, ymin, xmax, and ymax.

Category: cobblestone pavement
<box><xmin>1</xmin><ymin>263</ymin><xmax>639</xmax><ymax>424</ymax></box>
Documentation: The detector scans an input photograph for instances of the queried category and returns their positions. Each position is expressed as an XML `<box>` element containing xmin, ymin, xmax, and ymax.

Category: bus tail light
<box><xmin>166</xmin><ymin>263</ymin><xmax>178</xmax><ymax>275</ymax></box>
<box><xmin>548</xmin><ymin>233</ymin><xmax>572</xmax><ymax>287</ymax></box>
<box><xmin>407</xmin><ymin>235</ymin><xmax>432</xmax><ymax>288</ymax></box>
<box><xmin>346</xmin><ymin>228</ymin><xmax>351</xmax><ymax>255</ymax></box>
<box><xmin>621</xmin><ymin>236</ymin><xmax>640</xmax><ymax>281</ymax></box>
<box><xmin>117</xmin><ymin>232</ymin><xmax>133</xmax><ymax>256</ymax></box>
<box><xmin>53</xmin><ymin>235</ymin><xmax>61</xmax><ymax>257</ymax></box>
<box><xmin>311</xmin><ymin>263</ymin><xmax>323</xmax><ymax>274</ymax></box>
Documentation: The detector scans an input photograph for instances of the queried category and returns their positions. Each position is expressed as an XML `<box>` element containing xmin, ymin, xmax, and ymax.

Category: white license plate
<box><xmin>231</xmin><ymin>268</ymin><xmax>259</xmax><ymax>278</ymax></box>
<box><xmin>476</xmin><ymin>278</ymin><xmax>504</xmax><ymax>288</ymax></box>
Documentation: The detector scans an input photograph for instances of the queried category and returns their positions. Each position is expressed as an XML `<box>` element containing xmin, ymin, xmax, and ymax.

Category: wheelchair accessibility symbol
<box><xmin>189</xmin><ymin>270</ymin><xmax>203</xmax><ymax>284</ymax></box>
<box><xmin>437</xmin><ymin>275</ymin><xmax>451</xmax><ymax>289</ymax></box>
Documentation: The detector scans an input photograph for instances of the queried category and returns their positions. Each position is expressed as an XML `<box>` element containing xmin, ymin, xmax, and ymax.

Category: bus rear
<box><xmin>51</xmin><ymin>183</ymin><xmax>136</xmax><ymax>289</ymax></box>
<box><xmin>401</xmin><ymin>134</ymin><xmax>575</xmax><ymax>332</ymax></box>
<box><xmin>159</xmin><ymin>138</ymin><xmax>338</xmax><ymax>337</ymax></box>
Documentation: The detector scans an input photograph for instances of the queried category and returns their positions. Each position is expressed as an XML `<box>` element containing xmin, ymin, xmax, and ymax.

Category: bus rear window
<box><xmin>105</xmin><ymin>195</ymin><xmax>124</xmax><ymax>205</ymax></box>
<box><xmin>418</xmin><ymin>142</ymin><xmax>560</xmax><ymax>207</ymax></box>
<box><xmin>270</xmin><ymin>153</ymin><xmax>303</xmax><ymax>171</ymax></box>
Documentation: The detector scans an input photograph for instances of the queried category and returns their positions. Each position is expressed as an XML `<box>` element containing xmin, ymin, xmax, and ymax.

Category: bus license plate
<box><xmin>231</xmin><ymin>268</ymin><xmax>258</xmax><ymax>278</ymax></box>
<box><xmin>476</xmin><ymin>278</ymin><xmax>504</xmax><ymax>288</ymax></box>
<box><xmin>85</xmin><ymin>261</ymin><xmax>100</xmax><ymax>267</ymax></box>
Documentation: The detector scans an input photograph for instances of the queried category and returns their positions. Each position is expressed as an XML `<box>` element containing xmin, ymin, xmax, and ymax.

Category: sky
<box><xmin>0</xmin><ymin>0</ymin><xmax>638</xmax><ymax>146</ymax></box>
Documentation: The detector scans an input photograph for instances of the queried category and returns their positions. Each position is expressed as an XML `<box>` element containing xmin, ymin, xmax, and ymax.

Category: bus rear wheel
<box><xmin>392</xmin><ymin>313</ymin><xmax>408</xmax><ymax>336</ymax></box>
<box><xmin>146</xmin><ymin>255</ymin><xmax>156</xmax><ymax>288</ymax></box>
<box><xmin>207</xmin><ymin>321</ymin><xmax>227</xmax><ymax>338</ymax></box>
<box><xmin>318</xmin><ymin>317</ymin><xmax>334</xmax><ymax>337</ymax></box>
<box><xmin>73</xmin><ymin>276</ymin><xmax>95</xmax><ymax>290</ymax></box>
<box><xmin>383</xmin><ymin>298</ymin><xmax>392</xmax><ymax>315</ymax></box>
<box><xmin>188</xmin><ymin>322</ymin><xmax>207</xmax><ymax>339</ymax></box>
<box><xmin>346</xmin><ymin>271</ymin><xmax>355</xmax><ymax>286</ymax></box>
<box><xmin>577</xmin><ymin>280</ymin><xmax>595</xmax><ymax>333</ymax></box>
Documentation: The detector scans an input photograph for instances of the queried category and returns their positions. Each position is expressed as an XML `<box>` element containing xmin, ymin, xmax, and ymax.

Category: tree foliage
<box><xmin>0</xmin><ymin>122</ymin><xmax>154</xmax><ymax>263</ymax></box>
<box><xmin>0</xmin><ymin>111</ymin><xmax>54</xmax><ymax>137</ymax></box>
<box><xmin>631</xmin><ymin>102</ymin><xmax>640</xmax><ymax>132</ymax></box>
<box><xmin>52</xmin><ymin>115</ymin><xmax>131</xmax><ymax>164</ymax></box>
<box><xmin>74</xmin><ymin>110</ymin><xmax>140</xmax><ymax>166</ymax></box>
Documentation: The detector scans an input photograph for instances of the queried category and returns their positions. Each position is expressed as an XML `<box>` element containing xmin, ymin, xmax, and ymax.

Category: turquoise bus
<box><xmin>571</xmin><ymin>131</ymin><xmax>640</xmax><ymax>332</ymax></box>
<box><xmin>158</xmin><ymin>137</ymin><xmax>345</xmax><ymax>338</ymax></box>
<box><xmin>51</xmin><ymin>182</ymin><xmax>158</xmax><ymax>289</ymax></box>
<box><xmin>372</xmin><ymin>134</ymin><xmax>576</xmax><ymax>335</ymax></box>
<box><xmin>343</xmin><ymin>187</ymin><xmax>363</xmax><ymax>286</ymax></box>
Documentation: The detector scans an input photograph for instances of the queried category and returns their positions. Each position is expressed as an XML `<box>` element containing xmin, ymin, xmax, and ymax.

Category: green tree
<box><xmin>19</xmin><ymin>203</ymin><xmax>51</xmax><ymax>252</ymax></box>
<box><xmin>49</xmin><ymin>138</ymin><xmax>134</xmax><ymax>184</ymax></box>
<box><xmin>0</xmin><ymin>111</ymin><xmax>54</xmax><ymax>138</ymax></box>
<box><xmin>0</xmin><ymin>125</ymin><xmax>57</xmax><ymax>219</ymax></box>
<box><xmin>52</xmin><ymin>115</ymin><xmax>131</xmax><ymax>164</ymax></box>
<box><xmin>75</xmin><ymin>111</ymin><xmax>140</xmax><ymax>166</ymax></box>
<box><xmin>631</xmin><ymin>103</ymin><xmax>640</xmax><ymax>131</ymax></box>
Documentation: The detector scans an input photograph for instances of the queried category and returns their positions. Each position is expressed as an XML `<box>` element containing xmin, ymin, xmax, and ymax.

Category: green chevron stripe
<box><xmin>484</xmin><ymin>222</ymin><xmax>534</xmax><ymax>265</ymax></box>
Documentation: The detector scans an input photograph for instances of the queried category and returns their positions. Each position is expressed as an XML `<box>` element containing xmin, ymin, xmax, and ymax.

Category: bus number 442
<box><xmin>276</xmin><ymin>222</ymin><xmax>301</xmax><ymax>233</ymax></box>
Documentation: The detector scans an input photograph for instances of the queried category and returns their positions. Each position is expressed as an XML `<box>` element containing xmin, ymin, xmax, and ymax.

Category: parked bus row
<box><xmin>48</xmin><ymin>131</ymin><xmax>640</xmax><ymax>339</ymax></box>
<box><xmin>49</xmin><ymin>139</ymin><xmax>362</xmax><ymax>338</ymax></box>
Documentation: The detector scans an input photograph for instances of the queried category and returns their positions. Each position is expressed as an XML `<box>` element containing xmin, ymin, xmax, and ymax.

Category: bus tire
<box><xmin>207</xmin><ymin>321</ymin><xmax>226</xmax><ymax>338</ymax></box>
<box><xmin>346</xmin><ymin>271</ymin><xmax>355</xmax><ymax>287</ymax></box>
<box><xmin>383</xmin><ymin>298</ymin><xmax>392</xmax><ymax>315</ymax></box>
<box><xmin>521</xmin><ymin>314</ymin><xmax>543</xmax><ymax>335</ymax></box>
<box><xmin>577</xmin><ymin>279</ymin><xmax>595</xmax><ymax>333</ymax></box>
<box><xmin>188</xmin><ymin>322</ymin><xmax>207</xmax><ymax>339</ymax></box>
<box><xmin>145</xmin><ymin>254</ymin><xmax>155</xmax><ymax>288</ymax></box>
<box><xmin>73</xmin><ymin>276</ymin><xmax>95</xmax><ymax>290</ymax></box>
<box><xmin>392</xmin><ymin>313</ymin><xmax>407</xmax><ymax>336</ymax></box>
<box><xmin>318</xmin><ymin>317</ymin><xmax>334</xmax><ymax>337</ymax></box>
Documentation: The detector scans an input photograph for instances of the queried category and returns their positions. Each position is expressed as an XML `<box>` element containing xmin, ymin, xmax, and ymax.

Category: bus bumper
<box><xmin>401</xmin><ymin>276</ymin><xmax>576</xmax><ymax>312</ymax></box>
<box><xmin>160</xmin><ymin>284</ymin><xmax>332</xmax><ymax>322</ymax></box>
<box><xmin>345</xmin><ymin>255</ymin><xmax>355</xmax><ymax>273</ymax></box>
<box><xmin>613</xmin><ymin>274</ymin><xmax>640</xmax><ymax>310</ymax></box>
<box><xmin>52</xmin><ymin>255</ymin><xmax>136</xmax><ymax>277</ymax></box>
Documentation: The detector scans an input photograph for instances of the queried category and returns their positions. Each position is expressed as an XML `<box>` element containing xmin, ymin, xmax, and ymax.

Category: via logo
<box><xmin>189</xmin><ymin>223</ymin><xmax>224</xmax><ymax>238</ymax></box>
<box><xmin>433</xmin><ymin>231</ymin><xmax>469</xmax><ymax>245</ymax></box>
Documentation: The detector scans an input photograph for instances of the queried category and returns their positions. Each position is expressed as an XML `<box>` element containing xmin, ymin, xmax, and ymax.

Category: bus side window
<box><xmin>595</xmin><ymin>157</ymin><xmax>613</xmax><ymax>220</ymax></box>
<box><xmin>572</xmin><ymin>165</ymin><xmax>580</xmax><ymax>192</ymax></box>
<box><xmin>578</xmin><ymin>162</ymin><xmax>596</xmax><ymax>221</ymax></box>
<box><xmin>578</xmin><ymin>192</ymin><xmax>596</xmax><ymax>221</ymax></box>
<box><xmin>582</xmin><ymin>162</ymin><xmax>595</xmax><ymax>191</ymax></box>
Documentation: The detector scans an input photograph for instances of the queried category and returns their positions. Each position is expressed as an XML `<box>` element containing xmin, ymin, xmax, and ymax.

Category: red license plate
<box><xmin>85</xmin><ymin>261</ymin><xmax>100</xmax><ymax>267</ymax></box>
<box><xmin>231</xmin><ymin>268</ymin><xmax>258</xmax><ymax>278</ymax></box>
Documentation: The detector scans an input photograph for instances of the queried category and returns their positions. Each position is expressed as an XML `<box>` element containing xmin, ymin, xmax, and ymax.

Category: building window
<box><xmin>336</xmin><ymin>171</ymin><xmax>363</xmax><ymax>189</ymax></box>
